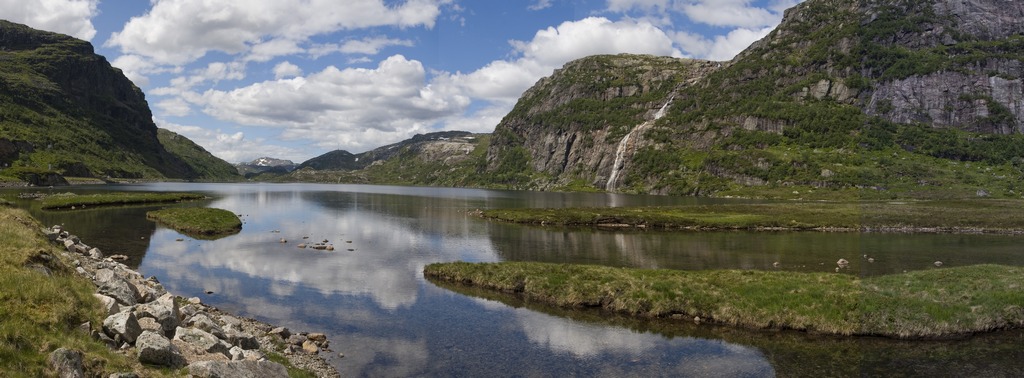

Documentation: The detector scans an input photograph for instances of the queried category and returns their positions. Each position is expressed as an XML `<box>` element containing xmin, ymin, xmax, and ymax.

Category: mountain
<box><xmin>235</xmin><ymin>157</ymin><xmax>298</xmax><ymax>178</ymax></box>
<box><xmin>281</xmin><ymin>131</ymin><xmax>486</xmax><ymax>186</ymax></box>
<box><xmin>157</xmin><ymin>129</ymin><xmax>240</xmax><ymax>181</ymax></box>
<box><xmin>0</xmin><ymin>20</ymin><xmax>238</xmax><ymax>183</ymax></box>
<box><xmin>483</xmin><ymin>0</ymin><xmax>1024</xmax><ymax>198</ymax></box>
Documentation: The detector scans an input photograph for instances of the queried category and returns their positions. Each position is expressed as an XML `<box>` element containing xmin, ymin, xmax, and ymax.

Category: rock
<box><xmin>187</xmin><ymin>297</ymin><xmax>202</xmax><ymax>304</ymax></box>
<box><xmin>269</xmin><ymin>327</ymin><xmax>290</xmax><ymax>339</ymax></box>
<box><xmin>977</xmin><ymin>189</ymin><xmax>990</xmax><ymax>197</ymax></box>
<box><xmin>219</xmin><ymin>315</ymin><xmax>241</xmax><ymax>328</ymax></box>
<box><xmin>297</xmin><ymin>243</ymin><xmax>307</xmax><ymax>249</ymax></box>
<box><xmin>92</xmin><ymin>294</ymin><xmax>120</xmax><ymax>316</ymax></box>
<box><xmin>136</xmin><ymin>331</ymin><xmax>184</xmax><ymax>367</ymax></box>
<box><xmin>95</xmin><ymin>269</ymin><xmax>139</xmax><ymax>306</ymax></box>
<box><xmin>103</xmin><ymin>309</ymin><xmax>142</xmax><ymax>345</ymax></box>
<box><xmin>935</xmin><ymin>261</ymin><xmax>944</xmax><ymax>267</ymax></box>
<box><xmin>63</xmin><ymin>239</ymin><xmax>77</xmax><ymax>253</ymax></box>
<box><xmin>229</xmin><ymin>346</ymin><xmax>245</xmax><ymax>361</ymax></box>
<box><xmin>88</xmin><ymin>247</ymin><xmax>103</xmax><ymax>259</ymax></box>
<box><xmin>836</xmin><ymin>258</ymin><xmax>850</xmax><ymax>268</ymax></box>
<box><xmin>188</xmin><ymin>313</ymin><xmax>226</xmax><ymax>339</ymax></box>
<box><xmin>136</xmin><ymin>293</ymin><xmax>180</xmax><ymax>334</ymax></box>
<box><xmin>286</xmin><ymin>334</ymin><xmax>306</xmax><ymax>346</ymax></box>
<box><xmin>302</xmin><ymin>340</ymin><xmax>319</xmax><ymax>354</ymax></box>
<box><xmin>227</xmin><ymin>330</ymin><xmax>260</xmax><ymax>350</ymax></box>
<box><xmin>187</xmin><ymin>360</ymin><xmax>289</xmax><ymax>378</ymax></box>
<box><xmin>137</xmin><ymin>317</ymin><xmax>163</xmax><ymax>333</ymax></box>
<box><xmin>173</xmin><ymin>327</ymin><xmax>230</xmax><ymax>358</ymax></box>
<box><xmin>242</xmin><ymin>349</ymin><xmax>266</xmax><ymax>361</ymax></box>
<box><xmin>48</xmin><ymin>348</ymin><xmax>84</xmax><ymax>378</ymax></box>
<box><xmin>307</xmin><ymin>333</ymin><xmax>327</xmax><ymax>343</ymax></box>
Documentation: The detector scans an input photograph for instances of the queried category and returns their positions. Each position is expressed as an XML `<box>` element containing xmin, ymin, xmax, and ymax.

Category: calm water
<box><xmin>8</xmin><ymin>183</ymin><xmax>1024</xmax><ymax>377</ymax></box>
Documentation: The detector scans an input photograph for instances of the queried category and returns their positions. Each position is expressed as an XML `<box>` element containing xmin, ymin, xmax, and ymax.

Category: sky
<box><xmin>2</xmin><ymin>0</ymin><xmax>802</xmax><ymax>164</ymax></box>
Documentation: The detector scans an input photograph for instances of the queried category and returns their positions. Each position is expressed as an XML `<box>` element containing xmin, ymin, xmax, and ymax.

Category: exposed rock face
<box><xmin>0</xmin><ymin>20</ymin><xmax>236</xmax><ymax>181</ymax></box>
<box><xmin>484</xmin><ymin>0</ymin><xmax>1024</xmax><ymax>194</ymax></box>
<box><xmin>487</xmin><ymin>54</ymin><xmax>720</xmax><ymax>190</ymax></box>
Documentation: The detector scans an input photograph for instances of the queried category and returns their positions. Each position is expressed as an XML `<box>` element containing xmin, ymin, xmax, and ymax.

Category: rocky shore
<box><xmin>45</xmin><ymin>225</ymin><xmax>341</xmax><ymax>377</ymax></box>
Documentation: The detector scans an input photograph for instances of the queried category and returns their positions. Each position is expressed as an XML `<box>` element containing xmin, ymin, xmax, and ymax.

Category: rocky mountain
<box><xmin>234</xmin><ymin>157</ymin><xmax>297</xmax><ymax>177</ymax></box>
<box><xmin>484</xmin><ymin>0</ymin><xmax>1024</xmax><ymax>198</ymax></box>
<box><xmin>0</xmin><ymin>20</ymin><xmax>238</xmax><ymax>183</ymax></box>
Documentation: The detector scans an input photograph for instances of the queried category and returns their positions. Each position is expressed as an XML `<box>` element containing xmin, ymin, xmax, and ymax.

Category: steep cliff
<box><xmin>486</xmin><ymin>0</ymin><xmax>1024</xmax><ymax>198</ymax></box>
<box><xmin>0</xmin><ymin>20</ymin><xmax>236</xmax><ymax>182</ymax></box>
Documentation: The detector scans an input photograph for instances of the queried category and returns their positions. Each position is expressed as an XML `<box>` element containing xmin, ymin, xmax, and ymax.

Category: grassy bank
<box><xmin>39</xmin><ymin>192</ymin><xmax>206</xmax><ymax>210</ymax></box>
<box><xmin>481</xmin><ymin>200</ymin><xmax>1024</xmax><ymax>233</ymax></box>
<box><xmin>424</xmin><ymin>261</ymin><xmax>1024</xmax><ymax>338</ymax></box>
<box><xmin>146</xmin><ymin>208</ymin><xmax>241</xmax><ymax>236</ymax></box>
<box><xmin>0</xmin><ymin>206</ymin><xmax>146</xmax><ymax>375</ymax></box>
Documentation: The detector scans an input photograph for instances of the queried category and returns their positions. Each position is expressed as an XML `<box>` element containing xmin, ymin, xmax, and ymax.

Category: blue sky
<box><xmin>3</xmin><ymin>0</ymin><xmax>801</xmax><ymax>163</ymax></box>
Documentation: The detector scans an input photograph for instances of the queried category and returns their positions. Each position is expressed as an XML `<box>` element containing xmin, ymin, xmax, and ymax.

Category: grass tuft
<box><xmin>146</xmin><ymin>208</ymin><xmax>241</xmax><ymax>237</ymax></box>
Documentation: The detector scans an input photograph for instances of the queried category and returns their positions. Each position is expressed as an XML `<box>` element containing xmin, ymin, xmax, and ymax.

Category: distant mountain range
<box><xmin>235</xmin><ymin>157</ymin><xmax>298</xmax><ymax>178</ymax></box>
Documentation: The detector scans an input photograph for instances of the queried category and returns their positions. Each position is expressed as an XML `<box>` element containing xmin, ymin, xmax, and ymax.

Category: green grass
<box><xmin>424</xmin><ymin>261</ymin><xmax>1024</xmax><ymax>338</ymax></box>
<box><xmin>481</xmin><ymin>199</ymin><xmax>1024</xmax><ymax>233</ymax></box>
<box><xmin>0</xmin><ymin>207</ymin><xmax>175</xmax><ymax>376</ymax></box>
<box><xmin>146</xmin><ymin>208</ymin><xmax>241</xmax><ymax>236</ymax></box>
<box><xmin>39</xmin><ymin>192</ymin><xmax>206</xmax><ymax>210</ymax></box>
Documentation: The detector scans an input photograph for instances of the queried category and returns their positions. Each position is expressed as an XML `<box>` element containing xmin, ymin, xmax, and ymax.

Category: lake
<box><xmin>7</xmin><ymin>183</ymin><xmax>1024</xmax><ymax>377</ymax></box>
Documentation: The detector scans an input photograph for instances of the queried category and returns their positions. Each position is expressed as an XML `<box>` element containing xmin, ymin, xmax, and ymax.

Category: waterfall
<box><xmin>605</xmin><ymin>98</ymin><xmax>673</xmax><ymax>192</ymax></box>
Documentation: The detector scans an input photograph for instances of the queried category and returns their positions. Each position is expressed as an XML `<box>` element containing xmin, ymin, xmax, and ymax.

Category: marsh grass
<box><xmin>146</xmin><ymin>207</ymin><xmax>242</xmax><ymax>237</ymax></box>
<box><xmin>481</xmin><ymin>200</ymin><xmax>1024</xmax><ymax>233</ymax></box>
<box><xmin>0</xmin><ymin>208</ymin><xmax>153</xmax><ymax>376</ymax></box>
<box><xmin>39</xmin><ymin>192</ymin><xmax>206</xmax><ymax>210</ymax></box>
<box><xmin>424</xmin><ymin>261</ymin><xmax>1024</xmax><ymax>338</ymax></box>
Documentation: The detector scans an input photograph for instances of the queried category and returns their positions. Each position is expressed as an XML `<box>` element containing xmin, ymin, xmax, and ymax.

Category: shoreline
<box><xmin>45</xmin><ymin>223</ymin><xmax>342</xmax><ymax>377</ymax></box>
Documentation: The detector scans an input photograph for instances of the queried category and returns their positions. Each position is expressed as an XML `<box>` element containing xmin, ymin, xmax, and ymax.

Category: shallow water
<box><xmin>7</xmin><ymin>183</ymin><xmax>1024</xmax><ymax>376</ymax></box>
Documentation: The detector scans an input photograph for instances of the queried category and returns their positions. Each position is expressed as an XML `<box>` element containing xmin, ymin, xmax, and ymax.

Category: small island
<box><xmin>424</xmin><ymin>261</ymin><xmax>1024</xmax><ymax>339</ymax></box>
<box><xmin>479</xmin><ymin>200</ymin><xmax>1024</xmax><ymax>234</ymax></box>
<box><xmin>39</xmin><ymin>192</ymin><xmax>207</xmax><ymax>210</ymax></box>
<box><xmin>146</xmin><ymin>208</ymin><xmax>242</xmax><ymax>237</ymax></box>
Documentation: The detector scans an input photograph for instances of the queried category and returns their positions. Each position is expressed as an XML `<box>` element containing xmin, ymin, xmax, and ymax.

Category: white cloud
<box><xmin>604</xmin><ymin>0</ymin><xmax>802</xmax><ymax>60</ymax></box>
<box><xmin>672</xmin><ymin>26</ymin><xmax>774</xmax><ymax>61</ymax></box>
<box><xmin>156</xmin><ymin>97</ymin><xmax>191</xmax><ymax>117</ymax></box>
<box><xmin>308</xmin><ymin>36</ymin><xmax>415</xmax><ymax>58</ymax></box>
<box><xmin>273</xmin><ymin>61</ymin><xmax>303</xmax><ymax>79</ymax></box>
<box><xmin>606</xmin><ymin>0</ymin><xmax>669</xmax><ymax>12</ymax></box>
<box><xmin>157</xmin><ymin>119</ymin><xmax>305</xmax><ymax>163</ymax></box>
<box><xmin>105</xmin><ymin>0</ymin><xmax>451</xmax><ymax>66</ymax></box>
<box><xmin>0</xmin><ymin>0</ymin><xmax>98</xmax><ymax>41</ymax></box>
<box><xmin>448</xmin><ymin>17</ymin><xmax>681</xmax><ymax>103</ymax></box>
<box><xmin>246</xmin><ymin>38</ymin><xmax>304</xmax><ymax>62</ymax></box>
<box><xmin>676</xmin><ymin>0</ymin><xmax>779</xmax><ymax>28</ymax></box>
<box><xmin>528</xmin><ymin>0</ymin><xmax>553</xmax><ymax>11</ymax></box>
<box><xmin>195</xmin><ymin>55</ymin><xmax>470</xmax><ymax>152</ymax></box>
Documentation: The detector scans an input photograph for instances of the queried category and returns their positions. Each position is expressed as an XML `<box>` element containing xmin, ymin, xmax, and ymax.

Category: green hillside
<box><xmin>0</xmin><ymin>20</ymin><xmax>237</xmax><ymax>183</ymax></box>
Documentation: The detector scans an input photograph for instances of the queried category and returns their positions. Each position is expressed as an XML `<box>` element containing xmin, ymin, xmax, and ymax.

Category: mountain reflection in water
<box><xmin>6</xmin><ymin>183</ymin><xmax>1023</xmax><ymax>377</ymax></box>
